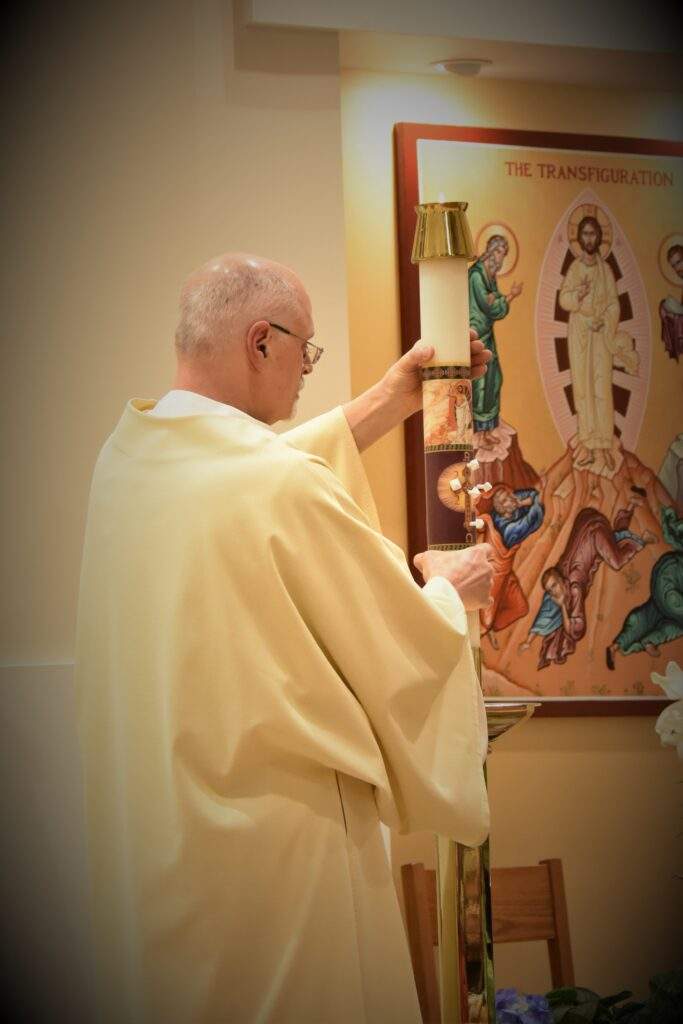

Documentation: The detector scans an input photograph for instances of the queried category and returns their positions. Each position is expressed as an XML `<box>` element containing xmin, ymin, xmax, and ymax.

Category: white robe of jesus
<box><xmin>559</xmin><ymin>255</ymin><xmax>620</xmax><ymax>450</ymax></box>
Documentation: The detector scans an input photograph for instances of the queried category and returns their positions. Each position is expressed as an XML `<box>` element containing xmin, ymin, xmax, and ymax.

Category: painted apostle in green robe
<box><xmin>469</xmin><ymin>235</ymin><xmax>522</xmax><ymax>444</ymax></box>
<box><xmin>607</xmin><ymin>506</ymin><xmax>683</xmax><ymax>667</ymax></box>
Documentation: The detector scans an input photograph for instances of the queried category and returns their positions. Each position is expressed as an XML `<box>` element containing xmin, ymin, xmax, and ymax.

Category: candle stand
<box><xmin>411</xmin><ymin>201</ymin><xmax>539</xmax><ymax>1022</ymax></box>
<box><xmin>436</xmin><ymin>701</ymin><xmax>539</xmax><ymax>1024</ymax></box>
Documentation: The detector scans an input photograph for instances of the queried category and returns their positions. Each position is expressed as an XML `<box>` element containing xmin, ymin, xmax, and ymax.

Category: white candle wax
<box><xmin>418</xmin><ymin>258</ymin><xmax>469</xmax><ymax>365</ymax></box>
<box><xmin>418</xmin><ymin>242</ymin><xmax>480</xmax><ymax>651</ymax></box>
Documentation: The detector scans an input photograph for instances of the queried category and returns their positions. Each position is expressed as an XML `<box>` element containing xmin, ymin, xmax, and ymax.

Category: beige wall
<box><xmin>1</xmin><ymin>0</ymin><xmax>350</xmax><ymax>666</ymax></box>
<box><xmin>341</xmin><ymin>69</ymin><xmax>682</xmax><ymax>997</ymax></box>
<box><xmin>1</xmin><ymin>2</ymin><xmax>350</xmax><ymax>1015</ymax></box>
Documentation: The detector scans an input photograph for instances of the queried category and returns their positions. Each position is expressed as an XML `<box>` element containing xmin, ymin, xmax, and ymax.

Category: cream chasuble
<box><xmin>76</xmin><ymin>397</ymin><xmax>489</xmax><ymax>1024</ymax></box>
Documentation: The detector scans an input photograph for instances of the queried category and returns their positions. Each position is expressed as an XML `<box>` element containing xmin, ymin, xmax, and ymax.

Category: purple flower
<box><xmin>495</xmin><ymin>988</ymin><xmax>552</xmax><ymax>1024</ymax></box>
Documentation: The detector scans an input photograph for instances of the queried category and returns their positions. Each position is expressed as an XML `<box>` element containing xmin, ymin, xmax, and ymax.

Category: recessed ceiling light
<box><xmin>432</xmin><ymin>58</ymin><xmax>492</xmax><ymax>77</ymax></box>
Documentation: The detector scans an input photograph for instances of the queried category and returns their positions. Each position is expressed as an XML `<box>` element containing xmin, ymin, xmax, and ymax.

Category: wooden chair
<box><xmin>401</xmin><ymin>859</ymin><xmax>575</xmax><ymax>1024</ymax></box>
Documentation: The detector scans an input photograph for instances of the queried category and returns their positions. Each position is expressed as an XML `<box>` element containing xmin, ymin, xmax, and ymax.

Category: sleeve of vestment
<box><xmin>496</xmin><ymin>500</ymin><xmax>544</xmax><ymax>548</ymax></box>
<box><xmin>470</xmin><ymin>269</ymin><xmax>508</xmax><ymax>320</ymax></box>
<box><xmin>602</xmin><ymin>261</ymin><xmax>620</xmax><ymax>336</ymax></box>
<box><xmin>271</xmin><ymin>452</ymin><xmax>490</xmax><ymax>847</ymax></box>
<box><xmin>558</xmin><ymin>259</ymin><xmax>582</xmax><ymax>312</ymax></box>
<box><xmin>282</xmin><ymin>406</ymin><xmax>381</xmax><ymax>529</ymax></box>
<box><xmin>284</xmin><ymin>405</ymin><xmax>482</xmax><ymax>738</ymax></box>
<box><xmin>566</xmin><ymin>583</ymin><xmax>587</xmax><ymax>641</ymax></box>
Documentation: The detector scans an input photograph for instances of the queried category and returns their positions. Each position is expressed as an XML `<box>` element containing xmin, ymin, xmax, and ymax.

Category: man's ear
<box><xmin>246</xmin><ymin>321</ymin><xmax>270</xmax><ymax>370</ymax></box>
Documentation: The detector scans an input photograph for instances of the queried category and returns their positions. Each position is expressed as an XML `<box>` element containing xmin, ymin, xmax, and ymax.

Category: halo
<box><xmin>657</xmin><ymin>233</ymin><xmax>683</xmax><ymax>287</ymax></box>
<box><xmin>437</xmin><ymin>464</ymin><xmax>466</xmax><ymax>512</ymax></box>
<box><xmin>567</xmin><ymin>203</ymin><xmax>613</xmax><ymax>260</ymax></box>
<box><xmin>474</xmin><ymin>222</ymin><xmax>519</xmax><ymax>277</ymax></box>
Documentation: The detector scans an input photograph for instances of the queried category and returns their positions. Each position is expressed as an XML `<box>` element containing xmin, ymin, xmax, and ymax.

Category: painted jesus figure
<box><xmin>559</xmin><ymin>215</ymin><xmax>620</xmax><ymax>470</ymax></box>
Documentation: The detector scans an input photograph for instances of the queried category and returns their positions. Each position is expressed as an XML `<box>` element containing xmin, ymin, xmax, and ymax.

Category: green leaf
<box><xmin>600</xmin><ymin>991</ymin><xmax>632</xmax><ymax>1009</ymax></box>
<box><xmin>547</xmin><ymin>972</ymin><xmax>682</xmax><ymax>1024</ymax></box>
<box><xmin>649</xmin><ymin>969</ymin><xmax>683</xmax><ymax>1002</ymax></box>
<box><xmin>548</xmin><ymin>987</ymin><xmax>582</xmax><ymax>1006</ymax></box>
<box><xmin>573</xmin><ymin>989</ymin><xmax>601</xmax><ymax>1006</ymax></box>
<box><xmin>614</xmin><ymin>1000</ymin><xmax>647</xmax><ymax>1023</ymax></box>
<box><xmin>570</xmin><ymin>1000</ymin><xmax>600</xmax><ymax>1020</ymax></box>
<box><xmin>559</xmin><ymin>1010</ymin><xmax>598</xmax><ymax>1024</ymax></box>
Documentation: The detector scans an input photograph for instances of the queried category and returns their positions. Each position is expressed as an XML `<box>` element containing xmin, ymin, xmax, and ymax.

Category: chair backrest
<box><xmin>401</xmin><ymin>858</ymin><xmax>575</xmax><ymax>1024</ymax></box>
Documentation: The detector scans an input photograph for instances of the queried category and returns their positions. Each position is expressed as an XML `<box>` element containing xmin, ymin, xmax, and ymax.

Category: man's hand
<box><xmin>413</xmin><ymin>544</ymin><xmax>494</xmax><ymax>611</ymax></box>
<box><xmin>381</xmin><ymin>331</ymin><xmax>491</xmax><ymax>417</ymax></box>
<box><xmin>343</xmin><ymin>331</ymin><xmax>490</xmax><ymax>452</ymax></box>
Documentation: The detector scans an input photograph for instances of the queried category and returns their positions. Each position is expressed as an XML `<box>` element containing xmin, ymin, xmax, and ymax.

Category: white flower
<box><xmin>651</xmin><ymin>662</ymin><xmax>683</xmax><ymax>759</ymax></box>
<box><xmin>650</xmin><ymin>660</ymin><xmax>683</xmax><ymax>700</ymax></box>
<box><xmin>654</xmin><ymin>702</ymin><xmax>683</xmax><ymax>759</ymax></box>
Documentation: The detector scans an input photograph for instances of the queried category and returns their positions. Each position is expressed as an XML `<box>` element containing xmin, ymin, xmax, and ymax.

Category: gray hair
<box><xmin>483</xmin><ymin>234</ymin><xmax>508</xmax><ymax>258</ymax></box>
<box><xmin>492</xmin><ymin>486</ymin><xmax>513</xmax><ymax>513</ymax></box>
<box><xmin>175</xmin><ymin>259</ymin><xmax>301</xmax><ymax>357</ymax></box>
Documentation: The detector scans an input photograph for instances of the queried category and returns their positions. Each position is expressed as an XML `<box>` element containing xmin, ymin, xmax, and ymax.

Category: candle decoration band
<box><xmin>427</xmin><ymin>542</ymin><xmax>474</xmax><ymax>551</ymax></box>
<box><xmin>425</xmin><ymin>443</ymin><xmax>472</xmax><ymax>454</ymax></box>
<box><xmin>411</xmin><ymin>201</ymin><xmax>476</xmax><ymax>263</ymax></box>
<box><xmin>421</xmin><ymin>364</ymin><xmax>471</xmax><ymax>381</ymax></box>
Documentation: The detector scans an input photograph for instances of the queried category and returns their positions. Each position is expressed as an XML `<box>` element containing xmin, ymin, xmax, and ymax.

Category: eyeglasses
<box><xmin>268</xmin><ymin>322</ymin><xmax>324</xmax><ymax>365</ymax></box>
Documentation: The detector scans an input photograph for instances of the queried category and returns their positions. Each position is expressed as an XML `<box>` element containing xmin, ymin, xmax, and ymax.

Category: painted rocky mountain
<box><xmin>474</xmin><ymin>433</ymin><xmax>682</xmax><ymax>700</ymax></box>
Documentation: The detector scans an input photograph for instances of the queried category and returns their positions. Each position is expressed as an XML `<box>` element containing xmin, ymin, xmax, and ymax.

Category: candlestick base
<box><xmin>437</xmin><ymin>701</ymin><xmax>539</xmax><ymax>1024</ymax></box>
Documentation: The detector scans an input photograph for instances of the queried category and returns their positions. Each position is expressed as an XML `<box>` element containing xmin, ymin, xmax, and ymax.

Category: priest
<box><xmin>76</xmin><ymin>252</ymin><xmax>493</xmax><ymax>1024</ymax></box>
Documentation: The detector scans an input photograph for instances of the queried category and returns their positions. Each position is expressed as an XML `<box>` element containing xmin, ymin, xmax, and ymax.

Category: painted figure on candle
<box><xmin>423</xmin><ymin>379</ymin><xmax>473</xmax><ymax>448</ymax></box>
<box><xmin>519</xmin><ymin>494</ymin><xmax>655</xmax><ymax>669</ymax></box>
<box><xmin>607</xmin><ymin>505</ymin><xmax>683</xmax><ymax>668</ymax></box>
<box><xmin>658</xmin><ymin>241</ymin><xmax>683</xmax><ymax>362</ymax></box>
<box><xmin>469</xmin><ymin>234</ymin><xmax>523</xmax><ymax>445</ymax></box>
<box><xmin>480</xmin><ymin>485</ymin><xmax>544</xmax><ymax>650</ymax></box>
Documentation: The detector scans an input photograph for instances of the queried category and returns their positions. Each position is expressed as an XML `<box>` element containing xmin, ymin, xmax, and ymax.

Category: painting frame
<box><xmin>394</xmin><ymin>122</ymin><xmax>683</xmax><ymax>717</ymax></box>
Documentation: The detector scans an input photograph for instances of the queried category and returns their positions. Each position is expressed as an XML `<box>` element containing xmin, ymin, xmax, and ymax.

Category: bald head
<box><xmin>175</xmin><ymin>253</ymin><xmax>309</xmax><ymax>359</ymax></box>
<box><xmin>170</xmin><ymin>253</ymin><xmax>316</xmax><ymax>423</ymax></box>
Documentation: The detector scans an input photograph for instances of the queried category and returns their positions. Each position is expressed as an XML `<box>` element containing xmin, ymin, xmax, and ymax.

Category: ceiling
<box><xmin>240</xmin><ymin>1</ymin><xmax>681</xmax><ymax>92</ymax></box>
<box><xmin>338</xmin><ymin>31</ymin><xmax>680</xmax><ymax>93</ymax></box>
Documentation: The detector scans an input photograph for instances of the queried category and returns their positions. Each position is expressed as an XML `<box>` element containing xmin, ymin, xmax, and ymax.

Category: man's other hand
<box><xmin>380</xmin><ymin>340</ymin><xmax>435</xmax><ymax>418</ymax></box>
<box><xmin>381</xmin><ymin>331</ymin><xmax>490</xmax><ymax>418</ymax></box>
<box><xmin>413</xmin><ymin>544</ymin><xmax>494</xmax><ymax>611</ymax></box>
<box><xmin>344</xmin><ymin>331</ymin><xmax>490</xmax><ymax>452</ymax></box>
